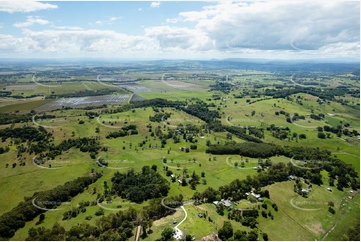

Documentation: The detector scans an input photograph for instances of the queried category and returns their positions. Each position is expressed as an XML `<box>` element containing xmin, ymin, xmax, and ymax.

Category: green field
<box><xmin>0</xmin><ymin>99</ymin><xmax>53</xmax><ymax>112</ymax></box>
<box><xmin>0</xmin><ymin>66</ymin><xmax>359</xmax><ymax>241</ymax></box>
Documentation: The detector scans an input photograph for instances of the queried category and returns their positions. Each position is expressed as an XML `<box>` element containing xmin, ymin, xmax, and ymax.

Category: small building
<box><xmin>198</xmin><ymin>213</ymin><xmax>203</xmax><ymax>218</ymax></box>
<box><xmin>301</xmin><ymin>188</ymin><xmax>311</xmax><ymax>194</ymax></box>
<box><xmin>251</xmin><ymin>192</ymin><xmax>261</xmax><ymax>199</ymax></box>
<box><xmin>213</xmin><ymin>200</ymin><xmax>233</xmax><ymax>208</ymax></box>
<box><xmin>223</xmin><ymin>200</ymin><xmax>232</xmax><ymax>208</ymax></box>
<box><xmin>327</xmin><ymin>188</ymin><xmax>332</xmax><ymax>192</ymax></box>
<box><xmin>178</xmin><ymin>177</ymin><xmax>183</xmax><ymax>184</ymax></box>
<box><xmin>170</xmin><ymin>174</ymin><xmax>175</xmax><ymax>178</ymax></box>
<box><xmin>288</xmin><ymin>175</ymin><xmax>296</xmax><ymax>180</ymax></box>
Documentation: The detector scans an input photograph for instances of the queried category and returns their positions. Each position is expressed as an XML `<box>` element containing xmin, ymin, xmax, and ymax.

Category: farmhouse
<box><xmin>213</xmin><ymin>199</ymin><xmax>233</xmax><ymax>208</ymax></box>
<box><xmin>178</xmin><ymin>177</ymin><xmax>183</xmax><ymax>184</ymax></box>
<box><xmin>250</xmin><ymin>192</ymin><xmax>261</xmax><ymax>200</ymax></box>
<box><xmin>288</xmin><ymin>175</ymin><xmax>296</xmax><ymax>180</ymax></box>
<box><xmin>223</xmin><ymin>199</ymin><xmax>232</xmax><ymax>208</ymax></box>
<box><xmin>301</xmin><ymin>188</ymin><xmax>311</xmax><ymax>194</ymax></box>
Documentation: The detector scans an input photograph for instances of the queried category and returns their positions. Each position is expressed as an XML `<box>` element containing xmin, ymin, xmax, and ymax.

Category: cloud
<box><xmin>138</xmin><ymin>8</ymin><xmax>142</xmax><ymax>11</ymax></box>
<box><xmin>166</xmin><ymin>18</ymin><xmax>178</xmax><ymax>24</ymax></box>
<box><xmin>0</xmin><ymin>1</ymin><xmax>57</xmax><ymax>13</ymax></box>
<box><xmin>0</xmin><ymin>1</ymin><xmax>358</xmax><ymax>60</ymax></box>
<box><xmin>13</xmin><ymin>16</ymin><xmax>50</xmax><ymax>28</ymax></box>
<box><xmin>0</xmin><ymin>23</ymin><xmax>3</xmax><ymax>29</ymax></box>
<box><xmin>51</xmin><ymin>25</ymin><xmax>83</xmax><ymax>30</ymax></box>
<box><xmin>150</xmin><ymin>2</ymin><xmax>160</xmax><ymax>8</ymax></box>
<box><xmin>0</xmin><ymin>28</ymin><xmax>158</xmax><ymax>56</ymax></box>
<box><xmin>144</xmin><ymin>26</ymin><xmax>213</xmax><ymax>51</ymax></box>
<box><xmin>175</xmin><ymin>1</ymin><xmax>359</xmax><ymax>53</ymax></box>
<box><xmin>94</xmin><ymin>16</ymin><xmax>121</xmax><ymax>25</ymax></box>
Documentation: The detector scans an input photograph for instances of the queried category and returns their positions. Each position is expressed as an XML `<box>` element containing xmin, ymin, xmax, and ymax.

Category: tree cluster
<box><xmin>0</xmin><ymin>175</ymin><xmax>101</xmax><ymax>239</ymax></box>
<box><xmin>111</xmin><ymin>166</ymin><xmax>170</xmax><ymax>203</ymax></box>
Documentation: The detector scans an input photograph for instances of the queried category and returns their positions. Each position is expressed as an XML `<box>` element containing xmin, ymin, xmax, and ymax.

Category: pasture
<box><xmin>0</xmin><ymin>66</ymin><xmax>359</xmax><ymax>241</ymax></box>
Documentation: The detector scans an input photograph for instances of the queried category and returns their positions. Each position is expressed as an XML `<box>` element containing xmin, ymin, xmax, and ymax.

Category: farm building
<box><xmin>213</xmin><ymin>199</ymin><xmax>233</xmax><ymax>208</ymax></box>
<box><xmin>251</xmin><ymin>192</ymin><xmax>261</xmax><ymax>199</ymax></box>
<box><xmin>301</xmin><ymin>188</ymin><xmax>311</xmax><ymax>194</ymax></box>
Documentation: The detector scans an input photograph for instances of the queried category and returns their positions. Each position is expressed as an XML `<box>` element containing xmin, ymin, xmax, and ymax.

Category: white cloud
<box><xmin>13</xmin><ymin>16</ymin><xmax>50</xmax><ymax>28</ymax></box>
<box><xmin>0</xmin><ymin>28</ymin><xmax>158</xmax><ymax>56</ymax></box>
<box><xmin>0</xmin><ymin>1</ymin><xmax>358</xmax><ymax>60</ymax></box>
<box><xmin>138</xmin><ymin>8</ymin><xmax>142</xmax><ymax>11</ymax></box>
<box><xmin>150</xmin><ymin>2</ymin><xmax>160</xmax><ymax>8</ymax></box>
<box><xmin>166</xmin><ymin>18</ymin><xmax>178</xmax><ymax>24</ymax></box>
<box><xmin>175</xmin><ymin>1</ymin><xmax>359</xmax><ymax>54</ymax></box>
<box><xmin>0</xmin><ymin>23</ymin><xmax>3</xmax><ymax>29</ymax></box>
<box><xmin>0</xmin><ymin>1</ymin><xmax>57</xmax><ymax>13</ymax></box>
<box><xmin>94</xmin><ymin>16</ymin><xmax>121</xmax><ymax>25</ymax></box>
<box><xmin>144</xmin><ymin>26</ymin><xmax>213</xmax><ymax>51</ymax></box>
<box><xmin>51</xmin><ymin>25</ymin><xmax>83</xmax><ymax>31</ymax></box>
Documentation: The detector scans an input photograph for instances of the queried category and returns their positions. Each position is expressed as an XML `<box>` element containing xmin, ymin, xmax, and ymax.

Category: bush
<box><xmin>95</xmin><ymin>208</ymin><xmax>104</xmax><ymax>216</ymax></box>
<box><xmin>317</xmin><ymin>132</ymin><xmax>326</xmax><ymax>139</ymax></box>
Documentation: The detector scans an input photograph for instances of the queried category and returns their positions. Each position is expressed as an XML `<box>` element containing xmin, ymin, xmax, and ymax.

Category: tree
<box><xmin>151</xmin><ymin>165</ymin><xmax>157</xmax><ymax>172</ymax></box>
<box><xmin>36</xmin><ymin>213</ymin><xmax>45</xmax><ymax>225</ymax></box>
<box><xmin>185</xmin><ymin>234</ymin><xmax>193</xmax><ymax>241</ymax></box>
<box><xmin>216</xmin><ymin>203</ymin><xmax>224</xmax><ymax>216</ymax></box>
<box><xmin>318</xmin><ymin>132</ymin><xmax>326</xmax><ymax>139</ymax></box>
<box><xmin>263</xmin><ymin>190</ymin><xmax>270</xmax><ymax>198</ymax></box>
<box><xmin>234</xmin><ymin>230</ymin><xmax>247</xmax><ymax>240</ymax></box>
<box><xmin>299</xmin><ymin>133</ymin><xmax>306</xmax><ymax>139</ymax></box>
<box><xmin>328</xmin><ymin>206</ymin><xmax>336</xmax><ymax>214</ymax></box>
<box><xmin>247</xmin><ymin>229</ymin><xmax>258</xmax><ymax>241</ymax></box>
<box><xmin>263</xmin><ymin>233</ymin><xmax>269</xmax><ymax>241</ymax></box>
<box><xmin>218</xmin><ymin>221</ymin><xmax>233</xmax><ymax>240</ymax></box>
<box><xmin>161</xmin><ymin>227</ymin><xmax>174</xmax><ymax>241</ymax></box>
<box><xmin>95</xmin><ymin>208</ymin><xmax>104</xmax><ymax>216</ymax></box>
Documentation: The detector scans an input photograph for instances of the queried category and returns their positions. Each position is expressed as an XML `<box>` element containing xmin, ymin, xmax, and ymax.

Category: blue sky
<box><xmin>0</xmin><ymin>0</ymin><xmax>359</xmax><ymax>60</ymax></box>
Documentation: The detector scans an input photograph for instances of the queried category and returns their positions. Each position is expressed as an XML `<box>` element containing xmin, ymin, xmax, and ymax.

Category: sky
<box><xmin>0</xmin><ymin>0</ymin><xmax>359</xmax><ymax>61</ymax></box>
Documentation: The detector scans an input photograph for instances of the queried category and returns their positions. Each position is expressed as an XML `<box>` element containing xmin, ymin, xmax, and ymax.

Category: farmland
<box><xmin>0</xmin><ymin>60</ymin><xmax>359</xmax><ymax>241</ymax></box>
<box><xmin>35</xmin><ymin>94</ymin><xmax>131</xmax><ymax>110</ymax></box>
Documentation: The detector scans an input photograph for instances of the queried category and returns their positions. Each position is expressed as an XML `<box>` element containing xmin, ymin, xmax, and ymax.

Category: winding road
<box><xmin>32</xmin><ymin>74</ymin><xmax>61</xmax><ymax>88</ymax></box>
<box><xmin>32</xmin><ymin>114</ymin><xmax>62</xmax><ymax>129</ymax></box>
<box><xmin>173</xmin><ymin>206</ymin><xmax>187</xmax><ymax>240</ymax></box>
